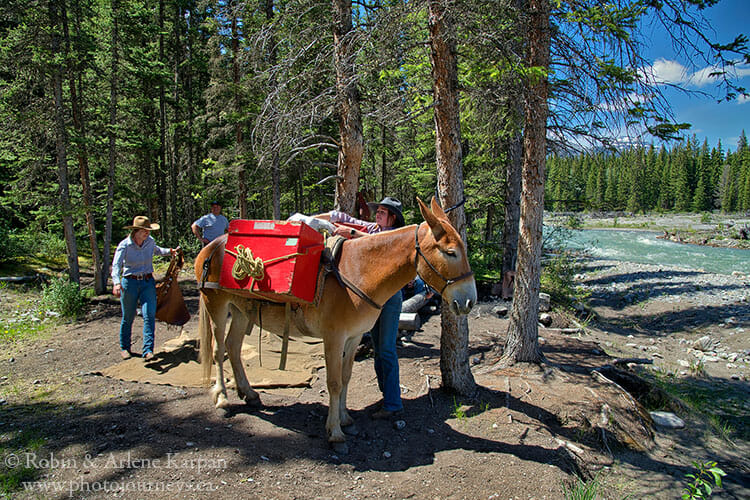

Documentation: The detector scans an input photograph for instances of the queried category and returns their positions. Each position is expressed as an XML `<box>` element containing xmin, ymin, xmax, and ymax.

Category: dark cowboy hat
<box><xmin>124</xmin><ymin>215</ymin><xmax>160</xmax><ymax>231</ymax></box>
<box><xmin>210</xmin><ymin>201</ymin><xmax>221</xmax><ymax>206</ymax></box>
<box><xmin>367</xmin><ymin>196</ymin><xmax>405</xmax><ymax>228</ymax></box>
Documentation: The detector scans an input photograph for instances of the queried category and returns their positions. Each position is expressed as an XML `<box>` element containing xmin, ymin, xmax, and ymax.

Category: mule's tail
<box><xmin>198</xmin><ymin>293</ymin><xmax>214</xmax><ymax>386</ymax></box>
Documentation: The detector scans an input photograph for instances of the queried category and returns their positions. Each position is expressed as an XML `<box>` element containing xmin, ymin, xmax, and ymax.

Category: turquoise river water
<box><xmin>560</xmin><ymin>229</ymin><xmax>749</xmax><ymax>276</ymax></box>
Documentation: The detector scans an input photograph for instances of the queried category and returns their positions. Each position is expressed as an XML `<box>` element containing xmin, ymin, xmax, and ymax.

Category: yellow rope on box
<box><xmin>227</xmin><ymin>245</ymin><xmax>265</xmax><ymax>281</ymax></box>
<box><xmin>225</xmin><ymin>245</ymin><xmax>308</xmax><ymax>283</ymax></box>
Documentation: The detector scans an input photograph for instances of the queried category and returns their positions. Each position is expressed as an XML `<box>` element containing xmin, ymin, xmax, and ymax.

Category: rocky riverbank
<box><xmin>576</xmin><ymin>258</ymin><xmax>750</xmax><ymax>381</ymax></box>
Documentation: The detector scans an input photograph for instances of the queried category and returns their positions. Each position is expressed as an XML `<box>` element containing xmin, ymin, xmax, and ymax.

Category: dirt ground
<box><xmin>1</xmin><ymin>264</ymin><xmax>749</xmax><ymax>499</ymax></box>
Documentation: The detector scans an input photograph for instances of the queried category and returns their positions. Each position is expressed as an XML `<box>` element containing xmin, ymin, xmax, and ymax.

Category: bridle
<box><xmin>414</xmin><ymin>223</ymin><xmax>474</xmax><ymax>295</ymax></box>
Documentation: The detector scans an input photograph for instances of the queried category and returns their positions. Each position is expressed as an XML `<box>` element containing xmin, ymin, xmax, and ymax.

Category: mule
<box><xmin>196</xmin><ymin>198</ymin><xmax>476</xmax><ymax>452</ymax></box>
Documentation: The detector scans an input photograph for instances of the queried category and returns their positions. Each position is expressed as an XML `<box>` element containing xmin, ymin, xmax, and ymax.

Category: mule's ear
<box><xmin>430</xmin><ymin>196</ymin><xmax>448</xmax><ymax>220</ymax></box>
<box><xmin>419</xmin><ymin>197</ymin><xmax>446</xmax><ymax>240</ymax></box>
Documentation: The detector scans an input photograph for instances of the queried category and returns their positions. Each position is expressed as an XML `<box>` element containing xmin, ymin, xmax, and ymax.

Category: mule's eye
<box><xmin>444</xmin><ymin>248</ymin><xmax>457</xmax><ymax>257</ymax></box>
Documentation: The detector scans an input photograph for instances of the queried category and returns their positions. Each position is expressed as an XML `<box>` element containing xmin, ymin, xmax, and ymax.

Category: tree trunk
<box><xmin>103</xmin><ymin>0</ymin><xmax>119</xmax><ymax>291</ymax></box>
<box><xmin>158</xmin><ymin>0</ymin><xmax>168</xmax><ymax>232</ymax></box>
<box><xmin>49</xmin><ymin>0</ymin><xmax>80</xmax><ymax>283</ymax></box>
<box><xmin>231</xmin><ymin>5</ymin><xmax>247</xmax><ymax>218</ymax></box>
<box><xmin>170</xmin><ymin>2</ymin><xmax>182</xmax><ymax>237</ymax></box>
<box><xmin>501</xmin><ymin>131</ymin><xmax>522</xmax><ymax>282</ymax></box>
<box><xmin>381</xmin><ymin>124</ymin><xmax>387</xmax><ymax>199</ymax></box>
<box><xmin>63</xmin><ymin>0</ymin><xmax>105</xmax><ymax>293</ymax></box>
<box><xmin>428</xmin><ymin>0</ymin><xmax>475</xmax><ymax>395</ymax></box>
<box><xmin>265</xmin><ymin>0</ymin><xmax>281</xmax><ymax>220</ymax></box>
<box><xmin>501</xmin><ymin>0</ymin><xmax>550</xmax><ymax>365</ymax></box>
<box><xmin>332</xmin><ymin>0</ymin><xmax>363</xmax><ymax>215</ymax></box>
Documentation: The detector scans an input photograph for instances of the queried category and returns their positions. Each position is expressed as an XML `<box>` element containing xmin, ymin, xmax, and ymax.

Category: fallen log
<box><xmin>399</xmin><ymin>312</ymin><xmax>421</xmax><ymax>331</ymax></box>
<box><xmin>0</xmin><ymin>274</ymin><xmax>46</xmax><ymax>284</ymax></box>
<box><xmin>401</xmin><ymin>293</ymin><xmax>428</xmax><ymax>313</ymax></box>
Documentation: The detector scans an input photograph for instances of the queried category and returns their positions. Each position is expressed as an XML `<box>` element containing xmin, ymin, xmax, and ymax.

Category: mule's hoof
<box><xmin>331</xmin><ymin>441</ymin><xmax>349</xmax><ymax>455</ymax></box>
<box><xmin>216</xmin><ymin>407</ymin><xmax>231</xmax><ymax>418</ymax></box>
<box><xmin>243</xmin><ymin>394</ymin><xmax>262</xmax><ymax>408</ymax></box>
<box><xmin>342</xmin><ymin>423</ymin><xmax>359</xmax><ymax>436</ymax></box>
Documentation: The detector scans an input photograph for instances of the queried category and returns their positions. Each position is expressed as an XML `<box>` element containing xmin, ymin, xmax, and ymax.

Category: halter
<box><xmin>414</xmin><ymin>224</ymin><xmax>474</xmax><ymax>295</ymax></box>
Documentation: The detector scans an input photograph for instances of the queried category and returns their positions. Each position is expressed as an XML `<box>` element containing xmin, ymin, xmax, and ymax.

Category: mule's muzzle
<box><xmin>446</xmin><ymin>281</ymin><xmax>477</xmax><ymax>316</ymax></box>
<box><xmin>451</xmin><ymin>298</ymin><xmax>475</xmax><ymax>315</ymax></box>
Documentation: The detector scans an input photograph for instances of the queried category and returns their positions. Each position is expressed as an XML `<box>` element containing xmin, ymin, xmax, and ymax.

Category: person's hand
<box><xmin>112</xmin><ymin>284</ymin><xmax>122</xmax><ymax>298</ymax></box>
<box><xmin>333</xmin><ymin>226</ymin><xmax>357</xmax><ymax>239</ymax></box>
<box><xmin>201</xmin><ymin>237</ymin><xmax>209</xmax><ymax>245</ymax></box>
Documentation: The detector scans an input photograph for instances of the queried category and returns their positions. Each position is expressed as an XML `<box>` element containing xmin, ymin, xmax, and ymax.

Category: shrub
<box><xmin>37</xmin><ymin>231</ymin><xmax>67</xmax><ymax>256</ymax></box>
<box><xmin>0</xmin><ymin>226</ymin><xmax>26</xmax><ymax>261</ymax></box>
<box><xmin>176</xmin><ymin>234</ymin><xmax>203</xmax><ymax>261</ymax></box>
<box><xmin>541</xmin><ymin>250</ymin><xmax>581</xmax><ymax>304</ymax></box>
<box><xmin>565</xmin><ymin>214</ymin><xmax>583</xmax><ymax>230</ymax></box>
<box><xmin>0</xmin><ymin>227</ymin><xmax>66</xmax><ymax>262</ymax></box>
<box><xmin>682</xmin><ymin>461</ymin><xmax>725</xmax><ymax>499</ymax></box>
<box><xmin>41</xmin><ymin>276</ymin><xmax>86</xmax><ymax>318</ymax></box>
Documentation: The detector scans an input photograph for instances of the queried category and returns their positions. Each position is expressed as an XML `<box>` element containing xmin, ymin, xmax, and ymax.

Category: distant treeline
<box><xmin>545</xmin><ymin>132</ymin><xmax>750</xmax><ymax>213</ymax></box>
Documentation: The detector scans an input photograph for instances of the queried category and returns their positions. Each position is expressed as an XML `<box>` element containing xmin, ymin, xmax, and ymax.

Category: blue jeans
<box><xmin>119</xmin><ymin>276</ymin><xmax>157</xmax><ymax>354</ymax></box>
<box><xmin>370</xmin><ymin>290</ymin><xmax>403</xmax><ymax>412</ymax></box>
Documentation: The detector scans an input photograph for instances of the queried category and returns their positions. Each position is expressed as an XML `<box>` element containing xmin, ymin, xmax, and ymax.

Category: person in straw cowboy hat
<box><xmin>111</xmin><ymin>216</ymin><xmax>176</xmax><ymax>361</ymax></box>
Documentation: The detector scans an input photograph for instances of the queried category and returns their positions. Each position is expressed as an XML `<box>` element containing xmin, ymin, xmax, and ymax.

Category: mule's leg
<box><xmin>225</xmin><ymin>303</ymin><xmax>260</xmax><ymax>405</ymax></box>
<box><xmin>207</xmin><ymin>298</ymin><xmax>231</xmax><ymax>411</ymax></box>
<box><xmin>323</xmin><ymin>337</ymin><xmax>347</xmax><ymax>445</ymax></box>
<box><xmin>339</xmin><ymin>334</ymin><xmax>362</xmax><ymax>428</ymax></box>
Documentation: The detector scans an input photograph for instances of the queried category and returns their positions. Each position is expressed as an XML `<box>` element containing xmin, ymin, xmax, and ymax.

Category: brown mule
<box><xmin>195</xmin><ymin>198</ymin><xmax>476</xmax><ymax>453</ymax></box>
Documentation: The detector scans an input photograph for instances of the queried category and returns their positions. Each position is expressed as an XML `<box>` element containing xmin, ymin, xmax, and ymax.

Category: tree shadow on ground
<box><xmin>591</xmin><ymin>302</ymin><xmax>749</xmax><ymax>337</ymax></box>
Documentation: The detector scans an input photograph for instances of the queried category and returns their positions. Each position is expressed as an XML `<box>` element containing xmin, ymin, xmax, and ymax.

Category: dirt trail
<box><xmin>1</xmin><ymin>262</ymin><xmax>748</xmax><ymax>499</ymax></box>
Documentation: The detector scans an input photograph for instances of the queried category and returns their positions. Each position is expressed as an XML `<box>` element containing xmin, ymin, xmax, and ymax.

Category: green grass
<box><xmin>0</xmin><ymin>429</ymin><xmax>47</xmax><ymax>496</ymax></box>
<box><xmin>0</xmin><ymin>285</ymin><xmax>55</xmax><ymax>344</ymax></box>
<box><xmin>0</xmin><ymin>319</ymin><xmax>47</xmax><ymax>344</ymax></box>
<box><xmin>639</xmin><ymin>369</ymin><xmax>749</xmax><ymax>441</ymax></box>
<box><xmin>562</xmin><ymin>473</ymin><xmax>603</xmax><ymax>500</ymax></box>
<box><xmin>451</xmin><ymin>397</ymin><xmax>467</xmax><ymax>420</ymax></box>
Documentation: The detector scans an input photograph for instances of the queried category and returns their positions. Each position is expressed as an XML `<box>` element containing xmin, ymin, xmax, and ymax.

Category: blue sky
<box><xmin>640</xmin><ymin>0</ymin><xmax>749</xmax><ymax>153</ymax></box>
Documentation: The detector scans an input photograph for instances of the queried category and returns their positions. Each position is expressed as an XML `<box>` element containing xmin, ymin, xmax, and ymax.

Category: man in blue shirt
<box><xmin>191</xmin><ymin>201</ymin><xmax>229</xmax><ymax>245</ymax></box>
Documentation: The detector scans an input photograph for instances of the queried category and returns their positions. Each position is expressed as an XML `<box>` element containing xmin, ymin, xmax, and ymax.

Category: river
<box><xmin>558</xmin><ymin>229</ymin><xmax>749</xmax><ymax>275</ymax></box>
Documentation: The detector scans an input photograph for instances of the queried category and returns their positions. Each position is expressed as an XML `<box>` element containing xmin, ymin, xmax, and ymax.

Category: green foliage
<box><xmin>451</xmin><ymin>397</ymin><xmax>467</xmax><ymax>420</ymax></box>
<box><xmin>541</xmin><ymin>251</ymin><xmax>583</xmax><ymax>305</ymax></box>
<box><xmin>545</xmin><ymin>133</ymin><xmax>750</xmax><ymax>213</ymax></box>
<box><xmin>681</xmin><ymin>461</ymin><xmax>726</xmax><ymax>500</ymax></box>
<box><xmin>0</xmin><ymin>226</ymin><xmax>26</xmax><ymax>261</ymax></box>
<box><xmin>0</xmin><ymin>429</ymin><xmax>46</xmax><ymax>496</ymax></box>
<box><xmin>0</xmin><ymin>317</ymin><xmax>46</xmax><ymax>344</ymax></box>
<box><xmin>0</xmin><ymin>226</ymin><xmax>68</xmax><ymax>263</ymax></box>
<box><xmin>40</xmin><ymin>276</ymin><xmax>86</xmax><ymax>319</ymax></box>
<box><xmin>565</xmin><ymin>215</ymin><xmax>583</xmax><ymax>230</ymax></box>
<box><xmin>561</xmin><ymin>473</ymin><xmax>602</xmax><ymax>500</ymax></box>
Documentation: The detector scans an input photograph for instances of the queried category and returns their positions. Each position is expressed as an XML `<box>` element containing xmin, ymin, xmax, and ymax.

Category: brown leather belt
<box><xmin>124</xmin><ymin>273</ymin><xmax>153</xmax><ymax>280</ymax></box>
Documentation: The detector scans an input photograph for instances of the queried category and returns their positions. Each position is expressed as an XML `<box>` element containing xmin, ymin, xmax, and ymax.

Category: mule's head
<box><xmin>416</xmin><ymin>197</ymin><xmax>477</xmax><ymax>315</ymax></box>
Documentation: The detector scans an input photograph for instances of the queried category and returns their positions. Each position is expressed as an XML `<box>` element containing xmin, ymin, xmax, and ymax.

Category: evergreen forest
<box><xmin>546</xmin><ymin>133</ymin><xmax>750</xmax><ymax>213</ymax></box>
<box><xmin>1</xmin><ymin>0</ymin><xmax>747</xmax><ymax>287</ymax></box>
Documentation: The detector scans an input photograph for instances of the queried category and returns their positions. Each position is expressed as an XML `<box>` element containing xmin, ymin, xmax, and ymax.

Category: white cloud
<box><xmin>689</xmin><ymin>66</ymin><xmax>721</xmax><ymax>87</ymax></box>
<box><xmin>644</xmin><ymin>59</ymin><xmax>750</xmax><ymax>88</ymax></box>
<box><xmin>647</xmin><ymin>58</ymin><xmax>689</xmax><ymax>84</ymax></box>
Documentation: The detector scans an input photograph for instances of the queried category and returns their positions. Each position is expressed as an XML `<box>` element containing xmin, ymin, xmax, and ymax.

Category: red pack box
<box><xmin>220</xmin><ymin>220</ymin><xmax>324</xmax><ymax>304</ymax></box>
